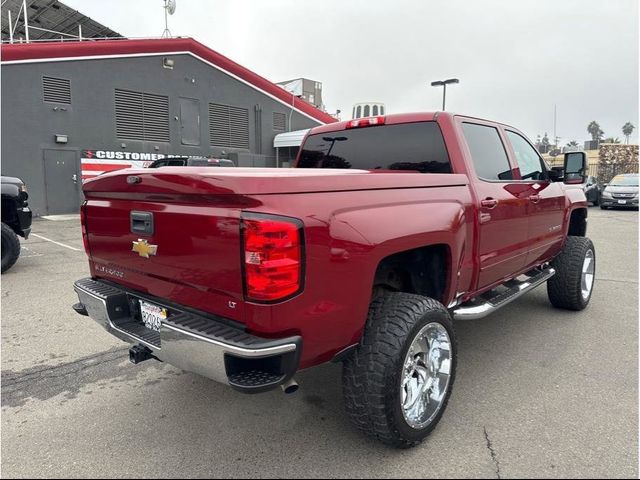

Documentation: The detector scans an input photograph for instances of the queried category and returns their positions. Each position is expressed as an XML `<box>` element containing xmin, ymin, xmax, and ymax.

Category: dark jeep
<box><xmin>147</xmin><ymin>156</ymin><xmax>236</xmax><ymax>168</ymax></box>
<box><xmin>1</xmin><ymin>176</ymin><xmax>32</xmax><ymax>273</ymax></box>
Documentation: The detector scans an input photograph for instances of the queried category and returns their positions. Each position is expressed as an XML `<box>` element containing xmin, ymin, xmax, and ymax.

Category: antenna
<box><xmin>161</xmin><ymin>0</ymin><xmax>176</xmax><ymax>38</ymax></box>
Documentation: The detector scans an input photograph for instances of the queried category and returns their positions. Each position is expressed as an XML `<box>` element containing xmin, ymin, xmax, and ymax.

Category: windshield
<box><xmin>610</xmin><ymin>175</ymin><xmax>639</xmax><ymax>186</ymax></box>
<box><xmin>297</xmin><ymin>121</ymin><xmax>452</xmax><ymax>173</ymax></box>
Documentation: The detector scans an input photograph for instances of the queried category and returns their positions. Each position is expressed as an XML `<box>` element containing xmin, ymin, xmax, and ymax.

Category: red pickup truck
<box><xmin>73</xmin><ymin>112</ymin><xmax>594</xmax><ymax>447</ymax></box>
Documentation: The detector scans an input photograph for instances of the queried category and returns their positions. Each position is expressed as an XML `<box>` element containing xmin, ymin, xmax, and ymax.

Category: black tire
<box><xmin>1</xmin><ymin>222</ymin><xmax>21</xmax><ymax>273</ymax></box>
<box><xmin>600</xmin><ymin>205</ymin><xmax>607</xmax><ymax>210</ymax></box>
<box><xmin>592</xmin><ymin>195</ymin><xmax>599</xmax><ymax>207</ymax></box>
<box><xmin>342</xmin><ymin>292</ymin><xmax>456</xmax><ymax>448</ymax></box>
<box><xmin>547</xmin><ymin>236</ymin><xmax>595</xmax><ymax>311</ymax></box>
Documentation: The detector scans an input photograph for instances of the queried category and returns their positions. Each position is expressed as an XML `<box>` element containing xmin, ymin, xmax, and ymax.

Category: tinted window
<box><xmin>506</xmin><ymin>131</ymin><xmax>544</xmax><ymax>180</ymax></box>
<box><xmin>462</xmin><ymin>123</ymin><xmax>513</xmax><ymax>180</ymax></box>
<box><xmin>298</xmin><ymin>121</ymin><xmax>452</xmax><ymax>173</ymax></box>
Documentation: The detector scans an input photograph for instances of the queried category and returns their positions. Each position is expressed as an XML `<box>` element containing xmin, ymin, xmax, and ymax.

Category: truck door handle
<box><xmin>481</xmin><ymin>198</ymin><xmax>498</xmax><ymax>209</ymax></box>
<box><xmin>530</xmin><ymin>194</ymin><xmax>540</xmax><ymax>204</ymax></box>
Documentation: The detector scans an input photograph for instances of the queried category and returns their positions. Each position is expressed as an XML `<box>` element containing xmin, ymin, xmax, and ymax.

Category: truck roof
<box><xmin>308</xmin><ymin>111</ymin><xmax>515</xmax><ymax>135</ymax></box>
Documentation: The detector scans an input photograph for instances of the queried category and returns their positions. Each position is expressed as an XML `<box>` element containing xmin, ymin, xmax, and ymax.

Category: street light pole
<box><xmin>442</xmin><ymin>83</ymin><xmax>447</xmax><ymax>111</ymax></box>
<box><xmin>430</xmin><ymin>78</ymin><xmax>460</xmax><ymax>111</ymax></box>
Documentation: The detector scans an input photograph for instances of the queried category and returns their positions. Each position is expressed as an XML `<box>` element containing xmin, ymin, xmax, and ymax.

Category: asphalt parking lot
<box><xmin>1</xmin><ymin>207</ymin><xmax>638</xmax><ymax>478</ymax></box>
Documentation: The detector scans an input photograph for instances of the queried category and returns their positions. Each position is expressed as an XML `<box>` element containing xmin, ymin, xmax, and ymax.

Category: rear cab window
<box><xmin>297</xmin><ymin>121</ymin><xmax>452</xmax><ymax>173</ymax></box>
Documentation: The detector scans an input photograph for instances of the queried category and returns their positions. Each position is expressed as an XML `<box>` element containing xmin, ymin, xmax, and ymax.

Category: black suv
<box><xmin>1</xmin><ymin>176</ymin><xmax>32</xmax><ymax>273</ymax></box>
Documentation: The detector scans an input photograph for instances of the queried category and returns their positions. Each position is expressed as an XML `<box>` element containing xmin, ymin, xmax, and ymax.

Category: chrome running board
<box><xmin>452</xmin><ymin>267</ymin><xmax>556</xmax><ymax>321</ymax></box>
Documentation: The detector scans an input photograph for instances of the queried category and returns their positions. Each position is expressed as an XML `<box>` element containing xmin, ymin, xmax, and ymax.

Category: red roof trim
<box><xmin>0</xmin><ymin>38</ymin><xmax>337</xmax><ymax>125</ymax></box>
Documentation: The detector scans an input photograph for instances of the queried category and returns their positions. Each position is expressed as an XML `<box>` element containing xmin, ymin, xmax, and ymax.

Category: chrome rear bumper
<box><xmin>73</xmin><ymin>278</ymin><xmax>301</xmax><ymax>393</ymax></box>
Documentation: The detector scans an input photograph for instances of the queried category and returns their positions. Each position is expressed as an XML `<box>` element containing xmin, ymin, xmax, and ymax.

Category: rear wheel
<box><xmin>547</xmin><ymin>236</ymin><xmax>595</xmax><ymax>310</ymax></box>
<box><xmin>1</xmin><ymin>222</ymin><xmax>21</xmax><ymax>273</ymax></box>
<box><xmin>342</xmin><ymin>292</ymin><xmax>456</xmax><ymax>448</ymax></box>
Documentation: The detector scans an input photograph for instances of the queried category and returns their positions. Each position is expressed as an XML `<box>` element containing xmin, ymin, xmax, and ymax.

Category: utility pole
<box><xmin>553</xmin><ymin>104</ymin><xmax>557</xmax><ymax>149</ymax></box>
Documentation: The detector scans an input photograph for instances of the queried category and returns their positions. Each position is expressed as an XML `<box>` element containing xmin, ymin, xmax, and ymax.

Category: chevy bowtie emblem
<box><xmin>132</xmin><ymin>239</ymin><xmax>157</xmax><ymax>258</ymax></box>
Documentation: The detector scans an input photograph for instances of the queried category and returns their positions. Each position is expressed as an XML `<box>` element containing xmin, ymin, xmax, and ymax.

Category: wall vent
<box><xmin>209</xmin><ymin>103</ymin><xmax>250</xmax><ymax>149</ymax></box>
<box><xmin>273</xmin><ymin>112</ymin><xmax>287</xmax><ymax>131</ymax></box>
<box><xmin>115</xmin><ymin>89</ymin><xmax>169</xmax><ymax>142</ymax></box>
<box><xmin>43</xmin><ymin>76</ymin><xmax>71</xmax><ymax>104</ymax></box>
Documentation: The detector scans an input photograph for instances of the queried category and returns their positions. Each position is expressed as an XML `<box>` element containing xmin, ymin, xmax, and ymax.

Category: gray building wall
<box><xmin>1</xmin><ymin>53</ymin><xmax>321</xmax><ymax>215</ymax></box>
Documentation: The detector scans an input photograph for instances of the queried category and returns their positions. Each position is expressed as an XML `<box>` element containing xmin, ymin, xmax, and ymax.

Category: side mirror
<box><xmin>563</xmin><ymin>151</ymin><xmax>587</xmax><ymax>184</ymax></box>
<box><xmin>547</xmin><ymin>167</ymin><xmax>564</xmax><ymax>182</ymax></box>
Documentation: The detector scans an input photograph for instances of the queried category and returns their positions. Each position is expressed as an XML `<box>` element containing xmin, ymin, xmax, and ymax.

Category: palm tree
<box><xmin>541</xmin><ymin>132</ymin><xmax>550</xmax><ymax>148</ymax></box>
<box><xmin>603</xmin><ymin>137</ymin><xmax>622</xmax><ymax>144</ymax></box>
<box><xmin>622</xmin><ymin>122</ymin><xmax>635</xmax><ymax>144</ymax></box>
<box><xmin>566</xmin><ymin>140</ymin><xmax>579</xmax><ymax>147</ymax></box>
<box><xmin>587</xmin><ymin>121</ymin><xmax>604</xmax><ymax>143</ymax></box>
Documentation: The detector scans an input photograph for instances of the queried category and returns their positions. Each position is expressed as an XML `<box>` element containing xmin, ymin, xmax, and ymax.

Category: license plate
<box><xmin>139</xmin><ymin>300</ymin><xmax>167</xmax><ymax>332</ymax></box>
<box><xmin>618</xmin><ymin>200</ymin><xmax>627</xmax><ymax>204</ymax></box>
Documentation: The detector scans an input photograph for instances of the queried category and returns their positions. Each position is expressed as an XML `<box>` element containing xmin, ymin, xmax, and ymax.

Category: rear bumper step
<box><xmin>452</xmin><ymin>267</ymin><xmax>556</xmax><ymax>321</ymax></box>
<box><xmin>73</xmin><ymin>277</ymin><xmax>301</xmax><ymax>393</ymax></box>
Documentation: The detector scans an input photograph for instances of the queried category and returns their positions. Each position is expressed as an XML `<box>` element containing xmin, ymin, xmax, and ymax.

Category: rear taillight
<box><xmin>241</xmin><ymin>214</ymin><xmax>304</xmax><ymax>303</ymax></box>
<box><xmin>345</xmin><ymin>116</ymin><xmax>386</xmax><ymax>129</ymax></box>
<box><xmin>80</xmin><ymin>202</ymin><xmax>90</xmax><ymax>255</ymax></box>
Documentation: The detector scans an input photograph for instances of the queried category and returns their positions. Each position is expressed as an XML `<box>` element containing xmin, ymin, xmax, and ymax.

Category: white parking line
<box><xmin>41</xmin><ymin>214</ymin><xmax>81</xmax><ymax>222</ymax></box>
<box><xmin>30</xmin><ymin>233</ymin><xmax>82</xmax><ymax>252</ymax></box>
<box><xmin>20</xmin><ymin>246</ymin><xmax>44</xmax><ymax>258</ymax></box>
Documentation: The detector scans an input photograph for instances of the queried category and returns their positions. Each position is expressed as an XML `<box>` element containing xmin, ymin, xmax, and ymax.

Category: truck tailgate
<box><xmin>83</xmin><ymin>176</ymin><xmax>250</xmax><ymax>322</ymax></box>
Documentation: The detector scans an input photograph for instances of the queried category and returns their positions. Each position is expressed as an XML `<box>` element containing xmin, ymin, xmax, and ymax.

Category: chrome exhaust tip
<box><xmin>281</xmin><ymin>378</ymin><xmax>299</xmax><ymax>394</ymax></box>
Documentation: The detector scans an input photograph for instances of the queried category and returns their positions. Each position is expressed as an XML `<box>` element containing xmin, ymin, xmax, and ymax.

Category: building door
<box><xmin>43</xmin><ymin>149</ymin><xmax>80</xmax><ymax>214</ymax></box>
<box><xmin>179</xmin><ymin>97</ymin><xmax>200</xmax><ymax>145</ymax></box>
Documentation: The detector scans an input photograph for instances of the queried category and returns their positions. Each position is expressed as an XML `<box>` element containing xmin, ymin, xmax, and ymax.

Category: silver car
<box><xmin>600</xmin><ymin>173</ymin><xmax>639</xmax><ymax>209</ymax></box>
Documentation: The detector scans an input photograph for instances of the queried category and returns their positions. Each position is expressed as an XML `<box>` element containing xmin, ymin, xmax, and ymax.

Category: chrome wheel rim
<box><xmin>400</xmin><ymin>322</ymin><xmax>452</xmax><ymax>429</ymax></box>
<box><xmin>581</xmin><ymin>249</ymin><xmax>595</xmax><ymax>300</ymax></box>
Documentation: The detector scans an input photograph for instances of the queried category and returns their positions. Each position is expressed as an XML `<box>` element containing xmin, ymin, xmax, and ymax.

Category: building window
<box><xmin>43</xmin><ymin>76</ymin><xmax>71</xmax><ymax>104</ymax></box>
<box><xmin>364</xmin><ymin>105</ymin><xmax>370</xmax><ymax>117</ymax></box>
<box><xmin>273</xmin><ymin>112</ymin><xmax>287</xmax><ymax>132</ymax></box>
<box><xmin>209</xmin><ymin>103</ymin><xmax>250</xmax><ymax>149</ymax></box>
<box><xmin>372</xmin><ymin>105</ymin><xmax>379</xmax><ymax>116</ymax></box>
<box><xmin>114</xmin><ymin>88</ymin><xmax>170</xmax><ymax>142</ymax></box>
